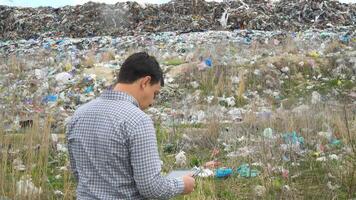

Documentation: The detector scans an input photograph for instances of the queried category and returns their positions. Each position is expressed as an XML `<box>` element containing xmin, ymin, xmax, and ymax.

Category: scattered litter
<box><xmin>227</xmin><ymin>146</ymin><xmax>256</xmax><ymax>158</ymax></box>
<box><xmin>328</xmin><ymin>154</ymin><xmax>339</xmax><ymax>160</ymax></box>
<box><xmin>197</xmin><ymin>168</ymin><xmax>214</xmax><ymax>178</ymax></box>
<box><xmin>13</xmin><ymin>158</ymin><xmax>26</xmax><ymax>172</ymax></box>
<box><xmin>215</xmin><ymin>168</ymin><xmax>233</xmax><ymax>178</ymax></box>
<box><xmin>283</xmin><ymin>131</ymin><xmax>304</xmax><ymax>147</ymax></box>
<box><xmin>54</xmin><ymin>190</ymin><xmax>64</xmax><ymax>197</ymax></box>
<box><xmin>237</xmin><ymin>164</ymin><xmax>260</xmax><ymax>178</ymax></box>
<box><xmin>316</xmin><ymin>156</ymin><xmax>327</xmax><ymax>162</ymax></box>
<box><xmin>16</xmin><ymin>175</ymin><xmax>42</xmax><ymax>196</ymax></box>
<box><xmin>262</xmin><ymin>128</ymin><xmax>274</xmax><ymax>139</ymax></box>
<box><xmin>311</xmin><ymin>91</ymin><xmax>322</xmax><ymax>104</ymax></box>
<box><xmin>175</xmin><ymin>151</ymin><xmax>187</xmax><ymax>167</ymax></box>
<box><xmin>253</xmin><ymin>185</ymin><xmax>266</xmax><ymax>197</ymax></box>
<box><xmin>327</xmin><ymin>181</ymin><xmax>340</xmax><ymax>190</ymax></box>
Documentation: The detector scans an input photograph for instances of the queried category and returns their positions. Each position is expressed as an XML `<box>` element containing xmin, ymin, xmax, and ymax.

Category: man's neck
<box><xmin>113</xmin><ymin>83</ymin><xmax>141</xmax><ymax>106</ymax></box>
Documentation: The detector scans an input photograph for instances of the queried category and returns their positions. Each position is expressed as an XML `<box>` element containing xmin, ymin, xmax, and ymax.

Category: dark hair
<box><xmin>117</xmin><ymin>52</ymin><xmax>164</xmax><ymax>86</ymax></box>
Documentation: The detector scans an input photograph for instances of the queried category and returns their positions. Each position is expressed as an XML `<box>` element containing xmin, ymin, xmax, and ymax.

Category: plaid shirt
<box><xmin>66</xmin><ymin>90</ymin><xmax>184</xmax><ymax>200</ymax></box>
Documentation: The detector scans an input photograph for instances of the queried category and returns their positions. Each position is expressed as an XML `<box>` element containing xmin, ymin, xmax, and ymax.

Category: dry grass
<box><xmin>237</xmin><ymin>71</ymin><xmax>245</xmax><ymax>105</ymax></box>
<box><xmin>0</xmin><ymin>115</ymin><xmax>76</xmax><ymax>200</ymax></box>
<box><xmin>170</xmin><ymin>103</ymin><xmax>356</xmax><ymax>199</ymax></box>
<box><xmin>324</xmin><ymin>40</ymin><xmax>346</xmax><ymax>54</ymax></box>
<box><xmin>81</xmin><ymin>51</ymin><xmax>96</xmax><ymax>68</ymax></box>
<box><xmin>100</xmin><ymin>49</ymin><xmax>116</xmax><ymax>62</ymax></box>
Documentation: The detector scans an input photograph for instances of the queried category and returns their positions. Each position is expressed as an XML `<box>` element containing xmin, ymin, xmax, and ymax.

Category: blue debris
<box><xmin>204</xmin><ymin>58</ymin><xmax>213</xmax><ymax>67</ymax></box>
<box><xmin>215</xmin><ymin>168</ymin><xmax>233</xmax><ymax>178</ymax></box>
<box><xmin>339</xmin><ymin>33</ymin><xmax>351</xmax><ymax>43</ymax></box>
<box><xmin>84</xmin><ymin>85</ymin><xmax>94</xmax><ymax>94</ymax></box>
<box><xmin>330</xmin><ymin>139</ymin><xmax>341</xmax><ymax>145</ymax></box>
<box><xmin>42</xmin><ymin>94</ymin><xmax>58</xmax><ymax>103</ymax></box>
<box><xmin>283</xmin><ymin>131</ymin><xmax>304</xmax><ymax>146</ymax></box>
<box><xmin>243</xmin><ymin>37</ymin><xmax>252</xmax><ymax>45</ymax></box>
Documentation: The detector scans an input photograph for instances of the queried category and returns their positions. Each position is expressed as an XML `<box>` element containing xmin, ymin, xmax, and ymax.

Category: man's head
<box><xmin>114</xmin><ymin>52</ymin><xmax>164</xmax><ymax>110</ymax></box>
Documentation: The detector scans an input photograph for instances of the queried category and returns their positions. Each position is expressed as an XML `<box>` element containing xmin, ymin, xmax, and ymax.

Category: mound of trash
<box><xmin>0</xmin><ymin>0</ymin><xmax>355</xmax><ymax>40</ymax></box>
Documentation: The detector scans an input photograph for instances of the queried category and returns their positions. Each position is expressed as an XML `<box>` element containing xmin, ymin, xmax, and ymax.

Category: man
<box><xmin>66</xmin><ymin>52</ymin><xmax>195</xmax><ymax>199</ymax></box>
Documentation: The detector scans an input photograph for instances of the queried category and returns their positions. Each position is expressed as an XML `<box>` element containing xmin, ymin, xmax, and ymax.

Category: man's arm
<box><xmin>66</xmin><ymin>119</ymin><xmax>79</xmax><ymax>182</ymax></box>
<box><xmin>128</xmin><ymin>116</ymin><xmax>185</xmax><ymax>199</ymax></box>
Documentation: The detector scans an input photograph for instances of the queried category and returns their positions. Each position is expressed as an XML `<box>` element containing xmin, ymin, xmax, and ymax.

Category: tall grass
<box><xmin>0</xmin><ymin>115</ymin><xmax>76</xmax><ymax>200</ymax></box>
<box><xmin>168</xmin><ymin>102</ymin><xmax>355</xmax><ymax>199</ymax></box>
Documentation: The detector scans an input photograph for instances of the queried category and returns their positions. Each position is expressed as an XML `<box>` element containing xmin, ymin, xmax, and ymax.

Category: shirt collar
<box><xmin>100</xmin><ymin>90</ymin><xmax>139</xmax><ymax>108</ymax></box>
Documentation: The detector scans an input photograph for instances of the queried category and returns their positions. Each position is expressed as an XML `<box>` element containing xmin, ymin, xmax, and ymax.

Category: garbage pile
<box><xmin>0</xmin><ymin>0</ymin><xmax>355</xmax><ymax>40</ymax></box>
<box><xmin>1</xmin><ymin>25</ymin><xmax>355</xmax><ymax>133</ymax></box>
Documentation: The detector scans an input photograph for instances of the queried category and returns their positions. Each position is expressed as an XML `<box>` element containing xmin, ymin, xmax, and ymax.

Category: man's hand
<box><xmin>182</xmin><ymin>175</ymin><xmax>195</xmax><ymax>194</ymax></box>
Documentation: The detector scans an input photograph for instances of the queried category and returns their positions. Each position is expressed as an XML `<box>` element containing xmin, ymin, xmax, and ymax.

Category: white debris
<box><xmin>197</xmin><ymin>168</ymin><xmax>214</xmax><ymax>177</ymax></box>
<box><xmin>254</xmin><ymin>185</ymin><xmax>266</xmax><ymax>197</ymax></box>
<box><xmin>196</xmin><ymin>110</ymin><xmax>206</xmax><ymax>123</ymax></box>
<box><xmin>13</xmin><ymin>158</ymin><xmax>26</xmax><ymax>172</ymax></box>
<box><xmin>206</xmin><ymin>96</ymin><xmax>214</xmax><ymax>104</ymax></box>
<box><xmin>192</xmin><ymin>90</ymin><xmax>201</xmax><ymax>102</ymax></box>
<box><xmin>318</xmin><ymin>131</ymin><xmax>333</xmax><ymax>140</ymax></box>
<box><xmin>56</xmin><ymin>143</ymin><xmax>68</xmax><ymax>153</ymax></box>
<box><xmin>190</xmin><ymin>81</ymin><xmax>199</xmax><ymax>89</ymax></box>
<box><xmin>328</xmin><ymin>154</ymin><xmax>339</xmax><ymax>160</ymax></box>
<box><xmin>59</xmin><ymin>166</ymin><xmax>68</xmax><ymax>171</ymax></box>
<box><xmin>282</xmin><ymin>185</ymin><xmax>291</xmax><ymax>192</ymax></box>
<box><xmin>16</xmin><ymin>175</ymin><xmax>42</xmax><ymax>196</ymax></box>
<box><xmin>230</xmin><ymin>76</ymin><xmax>240</xmax><ymax>84</ymax></box>
<box><xmin>263</xmin><ymin>128</ymin><xmax>274</xmax><ymax>139</ymax></box>
<box><xmin>227</xmin><ymin>108</ymin><xmax>244</xmax><ymax>121</ymax></box>
<box><xmin>327</xmin><ymin>181</ymin><xmax>340</xmax><ymax>190</ymax></box>
<box><xmin>51</xmin><ymin>134</ymin><xmax>59</xmax><ymax>143</ymax></box>
<box><xmin>311</xmin><ymin>91</ymin><xmax>322</xmax><ymax>104</ymax></box>
<box><xmin>167</xmin><ymin>77</ymin><xmax>175</xmax><ymax>84</ymax></box>
<box><xmin>55</xmin><ymin>72</ymin><xmax>72</xmax><ymax>84</ymax></box>
<box><xmin>137</xmin><ymin>2</ymin><xmax>147</xmax><ymax>9</ymax></box>
<box><xmin>306</xmin><ymin>85</ymin><xmax>314</xmax><ymax>90</ymax></box>
<box><xmin>219</xmin><ymin>9</ymin><xmax>229</xmax><ymax>28</ymax></box>
<box><xmin>251</xmin><ymin>162</ymin><xmax>264</xmax><ymax>167</ymax></box>
<box><xmin>253</xmin><ymin>69</ymin><xmax>261</xmax><ymax>76</ymax></box>
<box><xmin>237</xmin><ymin>136</ymin><xmax>246</xmax><ymax>142</ymax></box>
<box><xmin>147</xmin><ymin>107</ymin><xmax>160</xmax><ymax>115</ymax></box>
<box><xmin>225</xmin><ymin>96</ymin><xmax>236</xmax><ymax>107</ymax></box>
<box><xmin>34</xmin><ymin>69</ymin><xmax>46</xmax><ymax>79</ymax></box>
<box><xmin>281</xmin><ymin>66</ymin><xmax>290</xmax><ymax>73</ymax></box>
<box><xmin>222</xmin><ymin>142</ymin><xmax>232</xmax><ymax>152</ymax></box>
<box><xmin>316</xmin><ymin>156</ymin><xmax>327</xmax><ymax>162</ymax></box>
<box><xmin>175</xmin><ymin>151</ymin><xmax>186</xmax><ymax>167</ymax></box>
<box><xmin>54</xmin><ymin>190</ymin><xmax>64</xmax><ymax>197</ymax></box>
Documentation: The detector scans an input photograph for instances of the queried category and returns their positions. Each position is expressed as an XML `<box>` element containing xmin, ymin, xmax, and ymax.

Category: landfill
<box><xmin>0</xmin><ymin>0</ymin><xmax>355</xmax><ymax>199</ymax></box>
<box><xmin>2</xmin><ymin>27</ymin><xmax>354</xmax><ymax>131</ymax></box>
<box><xmin>0</xmin><ymin>0</ymin><xmax>355</xmax><ymax>40</ymax></box>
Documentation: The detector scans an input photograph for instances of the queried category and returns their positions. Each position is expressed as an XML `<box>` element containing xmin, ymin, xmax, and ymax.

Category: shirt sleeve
<box><xmin>66</xmin><ymin>119</ymin><xmax>79</xmax><ymax>182</ymax></box>
<box><xmin>128</xmin><ymin>115</ymin><xmax>185</xmax><ymax>199</ymax></box>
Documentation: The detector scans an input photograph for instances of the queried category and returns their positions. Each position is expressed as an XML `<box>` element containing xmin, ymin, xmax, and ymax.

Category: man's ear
<box><xmin>140</xmin><ymin>76</ymin><xmax>151</xmax><ymax>88</ymax></box>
